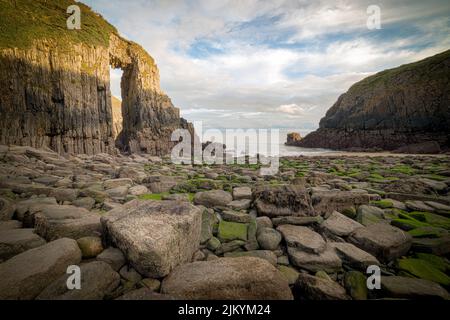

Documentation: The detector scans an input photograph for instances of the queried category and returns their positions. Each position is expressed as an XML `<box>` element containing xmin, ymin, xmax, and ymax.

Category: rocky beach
<box><xmin>0</xmin><ymin>145</ymin><xmax>449</xmax><ymax>300</ymax></box>
<box><xmin>0</xmin><ymin>0</ymin><xmax>449</xmax><ymax>302</ymax></box>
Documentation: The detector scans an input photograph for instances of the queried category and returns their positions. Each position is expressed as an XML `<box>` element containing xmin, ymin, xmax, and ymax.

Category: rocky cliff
<box><xmin>111</xmin><ymin>96</ymin><xmax>122</xmax><ymax>140</ymax></box>
<box><xmin>0</xmin><ymin>0</ymin><xmax>191</xmax><ymax>155</ymax></box>
<box><xmin>294</xmin><ymin>50</ymin><xmax>450</xmax><ymax>152</ymax></box>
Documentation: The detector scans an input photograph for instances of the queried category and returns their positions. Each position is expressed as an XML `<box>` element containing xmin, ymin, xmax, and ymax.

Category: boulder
<box><xmin>312</xmin><ymin>191</ymin><xmax>370</xmax><ymax>216</ymax></box>
<box><xmin>232</xmin><ymin>187</ymin><xmax>252</xmax><ymax>200</ymax></box>
<box><xmin>356</xmin><ymin>205</ymin><xmax>385</xmax><ymax>226</ymax></box>
<box><xmin>322</xmin><ymin>211</ymin><xmax>364</xmax><ymax>236</ymax></box>
<box><xmin>294</xmin><ymin>273</ymin><xmax>350</xmax><ymax>300</ymax></box>
<box><xmin>0</xmin><ymin>238</ymin><xmax>81</xmax><ymax>299</ymax></box>
<box><xmin>277</xmin><ymin>225</ymin><xmax>326</xmax><ymax>254</ymax></box>
<box><xmin>0</xmin><ymin>228</ymin><xmax>46</xmax><ymax>261</ymax></box>
<box><xmin>72</xmin><ymin>197</ymin><xmax>96</xmax><ymax>210</ymax></box>
<box><xmin>217</xmin><ymin>220</ymin><xmax>248</xmax><ymax>242</ymax></box>
<box><xmin>194</xmin><ymin>190</ymin><xmax>233</xmax><ymax>208</ymax></box>
<box><xmin>257</xmin><ymin>227</ymin><xmax>282</xmax><ymax>250</ymax></box>
<box><xmin>344</xmin><ymin>271</ymin><xmax>368</xmax><ymax>300</ymax></box>
<box><xmin>36</xmin><ymin>261</ymin><xmax>120</xmax><ymax>300</ymax></box>
<box><xmin>103</xmin><ymin>178</ymin><xmax>133</xmax><ymax>190</ymax></box>
<box><xmin>34</xmin><ymin>205</ymin><xmax>102</xmax><ymax>241</ymax></box>
<box><xmin>227</xmin><ymin>199</ymin><xmax>252</xmax><ymax>210</ymax></box>
<box><xmin>224</xmin><ymin>250</ymin><xmax>278</xmax><ymax>266</ymax></box>
<box><xmin>272</xmin><ymin>216</ymin><xmax>323</xmax><ymax>227</ymax></box>
<box><xmin>49</xmin><ymin>188</ymin><xmax>79</xmax><ymax>203</ymax></box>
<box><xmin>287</xmin><ymin>245</ymin><xmax>342</xmax><ymax>273</ymax></box>
<box><xmin>254</xmin><ymin>185</ymin><xmax>314</xmax><ymax>217</ymax></box>
<box><xmin>76</xmin><ymin>236</ymin><xmax>104</xmax><ymax>258</ymax></box>
<box><xmin>349</xmin><ymin>223</ymin><xmax>412</xmax><ymax>261</ymax></box>
<box><xmin>96</xmin><ymin>247</ymin><xmax>126</xmax><ymax>271</ymax></box>
<box><xmin>330</xmin><ymin>242</ymin><xmax>380</xmax><ymax>270</ymax></box>
<box><xmin>381</xmin><ymin>276</ymin><xmax>449</xmax><ymax>300</ymax></box>
<box><xmin>101</xmin><ymin>200</ymin><xmax>202</xmax><ymax>278</ymax></box>
<box><xmin>128</xmin><ymin>185</ymin><xmax>149</xmax><ymax>196</ymax></box>
<box><xmin>161</xmin><ymin>257</ymin><xmax>293</xmax><ymax>299</ymax></box>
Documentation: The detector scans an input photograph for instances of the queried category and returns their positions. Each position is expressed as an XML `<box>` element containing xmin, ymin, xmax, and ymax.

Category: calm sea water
<box><xmin>201</xmin><ymin>128</ymin><xmax>333</xmax><ymax>157</ymax></box>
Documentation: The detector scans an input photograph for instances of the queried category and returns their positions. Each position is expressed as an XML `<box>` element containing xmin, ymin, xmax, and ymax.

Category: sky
<box><xmin>83</xmin><ymin>0</ymin><xmax>450</xmax><ymax>131</ymax></box>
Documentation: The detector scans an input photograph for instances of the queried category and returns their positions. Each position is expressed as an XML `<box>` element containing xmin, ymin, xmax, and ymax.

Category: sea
<box><xmin>199</xmin><ymin>128</ymin><xmax>334</xmax><ymax>157</ymax></box>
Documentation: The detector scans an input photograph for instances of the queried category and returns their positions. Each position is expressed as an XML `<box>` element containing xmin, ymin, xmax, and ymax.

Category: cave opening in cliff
<box><xmin>110</xmin><ymin>66</ymin><xmax>124</xmax><ymax>143</ymax></box>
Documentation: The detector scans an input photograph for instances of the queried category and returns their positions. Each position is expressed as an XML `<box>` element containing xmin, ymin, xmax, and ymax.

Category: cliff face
<box><xmin>295</xmin><ymin>50</ymin><xmax>450</xmax><ymax>151</ymax></box>
<box><xmin>0</xmin><ymin>0</ymin><xmax>191</xmax><ymax>155</ymax></box>
<box><xmin>111</xmin><ymin>96</ymin><xmax>122</xmax><ymax>139</ymax></box>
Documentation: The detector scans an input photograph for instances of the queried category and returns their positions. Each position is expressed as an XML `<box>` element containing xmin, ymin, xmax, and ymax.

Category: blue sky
<box><xmin>83</xmin><ymin>0</ymin><xmax>450</xmax><ymax>131</ymax></box>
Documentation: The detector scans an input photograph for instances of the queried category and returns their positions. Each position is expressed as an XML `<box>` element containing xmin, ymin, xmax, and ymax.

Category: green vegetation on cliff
<box><xmin>0</xmin><ymin>0</ymin><xmax>117</xmax><ymax>49</ymax></box>
<box><xmin>349</xmin><ymin>49</ymin><xmax>450</xmax><ymax>91</ymax></box>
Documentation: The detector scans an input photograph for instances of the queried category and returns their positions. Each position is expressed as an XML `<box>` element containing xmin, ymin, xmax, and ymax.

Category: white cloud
<box><xmin>84</xmin><ymin>0</ymin><xmax>450</xmax><ymax>130</ymax></box>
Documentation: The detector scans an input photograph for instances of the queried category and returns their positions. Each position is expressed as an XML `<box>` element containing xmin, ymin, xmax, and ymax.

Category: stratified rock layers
<box><xmin>0</xmin><ymin>1</ymin><xmax>190</xmax><ymax>155</ymax></box>
<box><xmin>296</xmin><ymin>50</ymin><xmax>450</xmax><ymax>151</ymax></box>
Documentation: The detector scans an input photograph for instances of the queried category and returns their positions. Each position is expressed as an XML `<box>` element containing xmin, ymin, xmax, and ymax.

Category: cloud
<box><xmin>83</xmin><ymin>0</ymin><xmax>450</xmax><ymax>131</ymax></box>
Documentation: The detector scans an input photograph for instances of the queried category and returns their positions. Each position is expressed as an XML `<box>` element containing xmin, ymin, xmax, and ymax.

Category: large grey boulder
<box><xmin>321</xmin><ymin>211</ymin><xmax>364</xmax><ymax>236</ymax></box>
<box><xmin>349</xmin><ymin>223</ymin><xmax>412</xmax><ymax>261</ymax></box>
<box><xmin>101</xmin><ymin>200</ymin><xmax>202</xmax><ymax>278</ymax></box>
<box><xmin>232</xmin><ymin>187</ymin><xmax>252</xmax><ymax>200</ymax></box>
<box><xmin>161</xmin><ymin>257</ymin><xmax>293</xmax><ymax>300</ymax></box>
<box><xmin>277</xmin><ymin>225</ymin><xmax>326</xmax><ymax>254</ymax></box>
<box><xmin>254</xmin><ymin>185</ymin><xmax>314</xmax><ymax>217</ymax></box>
<box><xmin>0</xmin><ymin>238</ymin><xmax>81</xmax><ymax>299</ymax></box>
<box><xmin>287</xmin><ymin>245</ymin><xmax>342</xmax><ymax>273</ymax></box>
<box><xmin>34</xmin><ymin>205</ymin><xmax>102</xmax><ymax>241</ymax></box>
<box><xmin>36</xmin><ymin>261</ymin><xmax>120</xmax><ymax>300</ymax></box>
<box><xmin>194</xmin><ymin>190</ymin><xmax>232</xmax><ymax>208</ymax></box>
<box><xmin>0</xmin><ymin>228</ymin><xmax>46</xmax><ymax>261</ymax></box>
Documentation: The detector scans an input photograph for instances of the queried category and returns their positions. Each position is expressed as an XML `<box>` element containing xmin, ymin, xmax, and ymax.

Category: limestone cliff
<box><xmin>0</xmin><ymin>0</ymin><xmax>191</xmax><ymax>155</ymax></box>
<box><xmin>295</xmin><ymin>50</ymin><xmax>450</xmax><ymax>152</ymax></box>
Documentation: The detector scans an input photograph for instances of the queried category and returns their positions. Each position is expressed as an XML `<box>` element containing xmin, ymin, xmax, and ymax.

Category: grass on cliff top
<box><xmin>349</xmin><ymin>49</ymin><xmax>450</xmax><ymax>91</ymax></box>
<box><xmin>0</xmin><ymin>0</ymin><xmax>117</xmax><ymax>49</ymax></box>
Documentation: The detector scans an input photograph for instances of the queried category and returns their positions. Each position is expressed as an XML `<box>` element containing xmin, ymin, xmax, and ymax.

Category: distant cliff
<box><xmin>0</xmin><ymin>0</ymin><xmax>191</xmax><ymax>155</ymax></box>
<box><xmin>293</xmin><ymin>50</ymin><xmax>450</xmax><ymax>152</ymax></box>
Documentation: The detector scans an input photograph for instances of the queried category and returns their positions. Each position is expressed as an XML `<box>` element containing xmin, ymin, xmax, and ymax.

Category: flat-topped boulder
<box><xmin>0</xmin><ymin>238</ymin><xmax>81</xmax><ymax>299</ymax></box>
<box><xmin>277</xmin><ymin>225</ymin><xmax>326</xmax><ymax>254</ymax></box>
<box><xmin>287</xmin><ymin>245</ymin><xmax>342</xmax><ymax>273</ymax></box>
<box><xmin>349</xmin><ymin>223</ymin><xmax>412</xmax><ymax>261</ymax></box>
<box><xmin>193</xmin><ymin>190</ymin><xmax>233</xmax><ymax>208</ymax></box>
<box><xmin>321</xmin><ymin>211</ymin><xmax>364</xmax><ymax>236</ymax></box>
<box><xmin>34</xmin><ymin>205</ymin><xmax>102</xmax><ymax>241</ymax></box>
<box><xmin>254</xmin><ymin>185</ymin><xmax>314</xmax><ymax>217</ymax></box>
<box><xmin>330</xmin><ymin>242</ymin><xmax>380</xmax><ymax>270</ymax></box>
<box><xmin>101</xmin><ymin>200</ymin><xmax>202</xmax><ymax>277</ymax></box>
<box><xmin>161</xmin><ymin>257</ymin><xmax>293</xmax><ymax>299</ymax></box>
<box><xmin>232</xmin><ymin>187</ymin><xmax>252</xmax><ymax>200</ymax></box>
<box><xmin>312</xmin><ymin>191</ymin><xmax>370</xmax><ymax>216</ymax></box>
<box><xmin>0</xmin><ymin>228</ymin><xmax>46</xmax><ymax>261</ymax></box>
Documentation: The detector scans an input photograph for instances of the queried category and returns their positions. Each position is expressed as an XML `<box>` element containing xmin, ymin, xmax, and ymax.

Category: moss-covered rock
<box><xmin>344</xmin><ymin>271</ymin><xmax>368</xmax><ymax>300</ymax></box>
<box><xmin>371</xmin><ymin>200</ymin><xmax>394</xmax><ymax>209</ymax></box>
<box><xmin>217</xmin><ymin>220</ymin><xmax>248</xmax><ymax>242</ymax></box>
<box><xmin>397</xmin><ymin>258</ymin><xmax>450</xmax><ymax>286</ymax></box>
<box><xmin>278</xmin><ymin>265</ymin><xmax>300</xmax><ymax>285</ymax></box>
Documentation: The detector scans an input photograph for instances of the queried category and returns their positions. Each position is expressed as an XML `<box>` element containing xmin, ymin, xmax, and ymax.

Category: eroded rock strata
<box><xmin>0</xmin><ymin>0</ymin><xmax>191</xmax><ymax>155</ymax></box>
<box><xmin>292</xmin><ymin>50</ymin><xmax>450</xmax><ymax>152</ymax></box>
